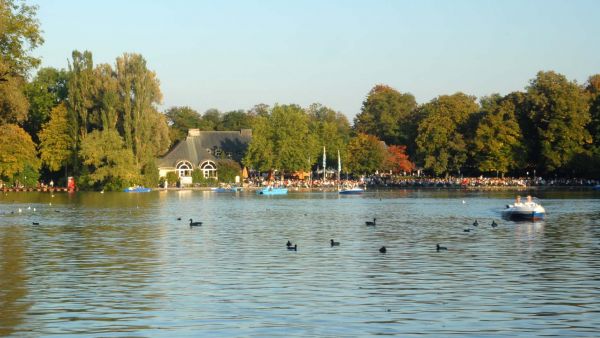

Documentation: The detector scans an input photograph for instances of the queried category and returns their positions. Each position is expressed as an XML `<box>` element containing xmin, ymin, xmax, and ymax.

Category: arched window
<box><xmin>199</xmin><ymin>160</ymin><xmax>217</xmax><ymax>179</ymax></box>
<box><xmin>176</xmin><ymin>161</ymin><xmax>193</xmax><ymax>177</ymax></box>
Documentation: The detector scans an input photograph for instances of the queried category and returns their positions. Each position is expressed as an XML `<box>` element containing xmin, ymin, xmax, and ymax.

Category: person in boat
<box><xmin>526</xmin><ymin>195</ymin><xmax>532</xmax><ymax>204</ymax></box>
<box><xmin>515</xmin><ymin>195</ymin><xmax>522</xmax><ymax>206</ymax></box>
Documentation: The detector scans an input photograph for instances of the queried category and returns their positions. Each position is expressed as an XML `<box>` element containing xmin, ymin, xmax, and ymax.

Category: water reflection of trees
<box><xmin>0</xmin><ymin>227</ymin><xmax>30</xmax><ymax>336</ymax></box>
<box><xmin>0</xmin><ymin>191</ymin><xmax>165</xmax><ymax>335</ymax></box>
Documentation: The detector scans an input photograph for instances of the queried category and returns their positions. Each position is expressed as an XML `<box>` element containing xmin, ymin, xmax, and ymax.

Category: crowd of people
<box><xmin>245</xmin><ymin>175</ymin><xmax>600</xmax><ymax>190</ymax></box>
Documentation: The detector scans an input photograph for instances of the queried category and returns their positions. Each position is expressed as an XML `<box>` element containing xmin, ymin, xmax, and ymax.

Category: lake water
<box><xmin>1</xmin><ymin>189</ymin><xmax>599</xmax><ymax>336</ymax></box>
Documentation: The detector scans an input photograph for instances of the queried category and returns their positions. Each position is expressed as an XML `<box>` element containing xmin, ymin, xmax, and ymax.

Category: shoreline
<box><xmin>158</xmin><ymin>185</ymin><xmax>597</xmax><ymax>192</ymax></box>
<box><xmin>1</xmin><ymin>185</ymin><xmax>597</xmax><ymax>193</ymax></box>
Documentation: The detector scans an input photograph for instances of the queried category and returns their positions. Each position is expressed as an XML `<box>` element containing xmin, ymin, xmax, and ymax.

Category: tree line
<box><xmin>1</xmin><ymin>1</ymin><xmax>599</xmax><ymax>191</ymax></box>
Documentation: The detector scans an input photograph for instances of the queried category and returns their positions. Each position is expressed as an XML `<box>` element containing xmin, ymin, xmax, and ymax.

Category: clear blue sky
<box><xmin>31</xmin><ymin>0</ymin><xmax>600</xmax><ymax>119</ymax></box>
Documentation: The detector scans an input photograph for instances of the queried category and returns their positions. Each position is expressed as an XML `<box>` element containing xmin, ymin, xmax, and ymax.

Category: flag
<box><xmin>322</xmin><ymin>146</ymin><xmax>326</xmax><ymax>172</ymax></box>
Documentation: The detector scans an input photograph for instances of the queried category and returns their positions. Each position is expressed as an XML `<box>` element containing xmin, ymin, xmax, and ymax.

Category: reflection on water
<box><xmin>1</xmin><ymin>190</ymin><xmax>599</xmax><ymax>336</ymax></box>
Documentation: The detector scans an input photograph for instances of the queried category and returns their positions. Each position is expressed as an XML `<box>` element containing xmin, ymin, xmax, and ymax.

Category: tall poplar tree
<box><xmin>115</xmin><ymin>53</ymin><xmax>169</xmax><ymax>168</ymax></box>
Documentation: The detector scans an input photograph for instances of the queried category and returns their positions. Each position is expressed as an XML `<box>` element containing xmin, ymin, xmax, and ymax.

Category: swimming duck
<box><xmin>32</xmin><ymin>222</ymin><xmax>39</xmax><ymax>225</ymax></box>
<box><xmin>379</xmin><ymin>246</ymin><xmax>387</xmax><ymax>253</ymax></box>
<box><xmin>330</xmin><ymin>239</ymin><xmax>340</xmax><ymax>246</ymax></box>
<box><xmin>189</xmin><ymin>219</ymin><xmax>202</xmax><ymax>227</ymax></box>
<box><xmin>286</xmin><ymin>240</ymin><xmax>292</xmax><ymax>247</ymax></box>
<box><xmin>287</xmin><ymin>244</ymin><xmax>297</xmax><ymax>251</ymax></box>
<box><xmin>436</xmin><ymin>243</ymin><xmax>448</xmax><ymax>251</ymax></box>
<box><xmin>491</xmin><ymin>220</ymin><xmax>498</xmax><ymax>228</ymax></box>
<box><xmin>473</xmin><ymin>220</ymin><xmax>479</xmax><ymax>226</ymax></box>
<box><xmin>366</xmin><ymin>218</ymin><xmax>377</xmax><ymax>226</ymax></box>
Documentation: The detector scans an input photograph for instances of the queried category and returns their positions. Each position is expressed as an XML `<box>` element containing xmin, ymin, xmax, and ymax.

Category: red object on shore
<box><xmin>67</xmin><ymin>177</ymin><xmax>76</xmax><ymax>192</ymax></box>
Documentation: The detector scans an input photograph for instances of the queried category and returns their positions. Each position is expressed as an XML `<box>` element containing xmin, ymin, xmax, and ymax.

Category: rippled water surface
<box><xmin>1</xmin><ymin>189</ymin><xmax>599</xmax><ymax>336</ymax></box>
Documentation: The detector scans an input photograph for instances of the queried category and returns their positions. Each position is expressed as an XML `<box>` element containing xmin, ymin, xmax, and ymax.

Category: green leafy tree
<box><xmin>94</xmin><ymin>63</ymin><xmax>119</xmax><ymax>131</ymax></box>
<box><xmin>200</xmin><ymin>108</ymin><xmax>222</xmax><ymax>130</ymax></box>
<box><xmin>248</xmin><ymin>103</ymin><xmax>270</xmax><ymax>117</ymax></box>
<box><xmin>346</xmin><ymin>133</ymin><xmax>386</xmax><ymax>175</ymax></box>
<box><xmin>217</xmin><ymin>159</ymin><xmax>241</xmax><ymax>183</ymax></box>
<box><xmin>307</xmin><ymin>103</ymin><xmax>351</xmax><ymax>170</ymax></box>
<box><xmin>116</xmin><ymin>53</ymin><xmax>164</xmax><ymax>158</ymax></box>
<box><xmin>0</xmin><ymin>124</ymin><xmax>40</xmax><ymax>184</ymax></box>
<box><xmin>25</xmin><ymin>67</ymin><xmax>69</xmax><ymax>134</ymax></box>
<box><xmin>416</xmin><ymin>93</ymin><xmax>479</xmax><ymax>176</ymax></box>
<box><xmin>269</xmin><ymin>104</ymin><xmax>316</xmax><ymax>173</ymax></box>
<box><xmin>526</xmin><ymin>71</ymin><xmax>590</xmax><ymax>173</ymax></box>
<box><xmin>67</xmin><ymin>50</ymin><xmax>96</xmax><ymax>140</ymax></box>
<box><xmin>165</xmin><ymin>106</ymin><xmax>202</xmax><ymax>144</ymax></box>
<box><xmin>243</xmin><ymin>115</ymin><xmax>273</xmax><ymax>172</ymax></box>
<box><xmin>79</xmin><ymin>129</ymin><xmax>138</xmax><ymax>190</ymax></box>
<box><xmin>221</xmin><ymin>109</ymin><xmax>253</xmax><ymax>131</ymax></box>
<box><xmin>244</xmin><ymin>104</ymin><xmax>316</xmax><ymax>174</ymax></box>
<box><xmin>38</xmin><ymin>103</ymin><xmax>73</xmax><ymax>172</ymax></box>
<box><xmin>0</xmin><ymin>0</ymin><xmax>43</xmax><ymax>77</ymax></box>
<box><xmin>0</xmin><ymin>67</ymin><xmax>29</xmax><ymax>124</ymax></box>
<box><xmin>354</xmin><ymin>84</ymin><xmax>417</xmax><ymax>145</ymax></box>
<box><xmin>23</xmin><ymin>67</ymin><xmax>69</xmax><ymax>142</ymax></box>
<box><xmin>0</xmin><ymin>0</ymin><xmax>43</xmax><ymax>124</ymax></box>
<box><xmin>472</xmin><ymin>95</ymin><xmax>525</xmax><ymax>176</ymax></box>
<box><xmin>115</xmin><ymin>53</ymin><xmax>170</xmax><ymax>173</ymax></box>
<box><xmin>586</xmin><ymin>74</ymin><xmax>600</xmax><ymax>148</ymax></box>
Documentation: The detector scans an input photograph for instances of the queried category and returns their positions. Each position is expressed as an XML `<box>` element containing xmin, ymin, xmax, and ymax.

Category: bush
<box><xmin>192</xmin><ymin>168</ymin><xmax>217</xmax><ymax>187</ymax></box>
<box><xmin>7</xmin><ymin>165</ymin><xmax>40</xmax><ymax>188</ymax></box>
<box><xmin>217</xmin><ymin>159</ymin><xmax>241</xmax><ymax>183</ymax></box>
<box><xmin>165</xmin><ymin>171</ymin><xmax>179</xmax><ymax>187</ymax></box>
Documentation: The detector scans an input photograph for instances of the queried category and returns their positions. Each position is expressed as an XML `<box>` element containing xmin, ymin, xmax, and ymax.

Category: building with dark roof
<box><xmin>158</xmin><ymin>129</ymin><xmax>252</xmax><ymax>185</ymax></box>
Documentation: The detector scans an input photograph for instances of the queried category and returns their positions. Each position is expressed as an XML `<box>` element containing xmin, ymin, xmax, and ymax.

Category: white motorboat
<box><xmin>338</xmin><ymin>186</ymin><xmax>364</xmax><ymax>195</ymax></box>
<box><xmin>502</xmin><ymin>196</ymin><xmax>545</xmax><ymax>221</ymax></box>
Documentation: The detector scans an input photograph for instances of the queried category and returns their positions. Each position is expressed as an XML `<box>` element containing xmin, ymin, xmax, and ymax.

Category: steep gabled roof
<box><xmin>158</xmin><ymin>129</ymin><xmax>252</xmax><ymax>168</ymax></box>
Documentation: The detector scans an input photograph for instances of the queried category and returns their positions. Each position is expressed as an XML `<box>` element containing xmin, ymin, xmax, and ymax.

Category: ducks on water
<box><xmin>32</xmin><ymin>222</ymin><xmax>39</xmax><ymax>225</ymax></box>
<box><xmin>491</xmin><ymin>220</ymin><xmax>498</xmax><ymax>228</ymax></box>
<box><xmin>287</xmin><ymin>244</ymin><xmax>297</xmax><ymax>251</ymax></box>
<box><xmin>286</xmin><ymin>240</ymin><xmax>292</xmax><ymax>247</ymax></box>
<box><xmin>436</xmin><ymin>243</ymin><xmax>448</xmax><ymax>251</ymax></box>
<box><xmin>330</xmin><ymin>239</ymin><xmax>340</xmax><ymax>247</ymax></box>
<box><xmin>473</xmin><ymin>220</ymin><xmax>479</xmax><ymax>226</ymax></box>
<box><xmin>189</xmin><ymin>219</ymin><xmax>202</xmax><ymax>227</ymax></box>
<box><xmin>366</xmin><ymin>218</ymin><xmax>377</xmax><ymax>226</ymax></box>
<box><xmin>379</xmin><ymin>246</ymin><xmax>387</xmax><ymax>253</ymax></box>
<box><xmin>177</xmin><ymin>217</ymin><xmax>181</xmax><ymax>221</ymax></box>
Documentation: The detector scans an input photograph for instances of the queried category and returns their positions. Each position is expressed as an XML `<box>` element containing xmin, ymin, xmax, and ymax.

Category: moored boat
<box><xmin>338</xmin><ymin>187</ymin><xmax>364</xmax><ymax>195</ymax></box>
<box><xmin>211</xmin><ymin>186</ymin><xmax>243</xmax><ymax>193</ymax></box>
<box><xmin>124</xmin><ymin>186</ymin><xmax>152</xmax><ymax>192</ymax></box>
<box><xmin>502</xmin><ymin>195</ymin><xmax>545</xmax><ymax>221</ymax></box>
<box><xmin>256</xmin><ymin>186</ymin><xmax>288</xmax><ymax>195</ymax></box>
